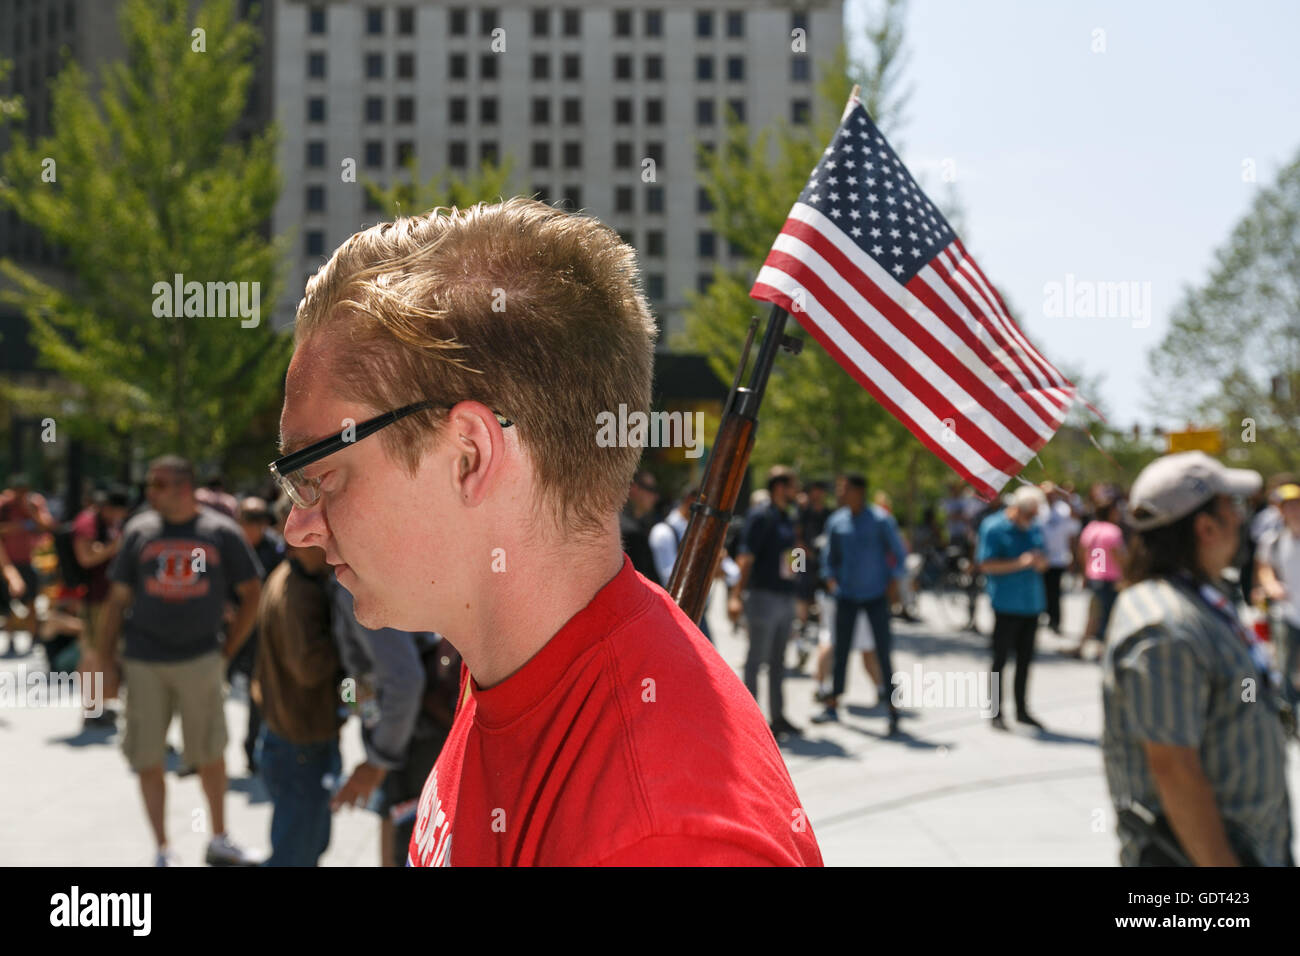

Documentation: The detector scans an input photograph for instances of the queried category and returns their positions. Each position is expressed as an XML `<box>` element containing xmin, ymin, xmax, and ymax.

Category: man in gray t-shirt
<box><xmin>93</xmin><ymin>455</ymin><xmax>262</xmax><ymax>867</ymax></box>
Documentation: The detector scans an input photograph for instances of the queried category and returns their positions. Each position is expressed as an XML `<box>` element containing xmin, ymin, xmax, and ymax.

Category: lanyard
<box><xmin>1175</xmin><ymin>574</ymin><xmax>1280</xmax><ymax>692</ymax></box>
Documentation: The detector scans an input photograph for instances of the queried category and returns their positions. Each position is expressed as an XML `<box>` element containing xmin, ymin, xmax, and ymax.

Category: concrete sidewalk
<box><xmin>2</xmin><ymin>585</ymin><xmax>1297</xmax><ymax>865</ymax></box>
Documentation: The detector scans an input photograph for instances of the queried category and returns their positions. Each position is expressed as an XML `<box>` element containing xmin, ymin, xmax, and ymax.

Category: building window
<box><xmin>791</xmin><ymin>99</ymin><xmax>811</xmax><ymax>125</ymax></box>
<box><xmin>396</xmin><ymin>141</ymin><xmax>415</xmax><ymax>165</ymax></box>
<box><xmin>307</xmin><ymin>96</ymin><xmax>326</xmax><ymax>123</ymax></box>
<box><xmin>698</xmin><ymin>231</ymin><xmax>716</xmax><ymax>257</ymax></box>
<box><xmin>480</xmin><ymin>54</ymin><xmax>498</xmax><ymax>80</ymax></box>
<box><xmin>449</xmin><ymin>97</ymin><xmax>468</xmax><ymax>123</ymax></box>
<box><xmin>614</xmin><ymin>186</ymin><xmax>634</xmax><ymax>213</ymax></box>
<box><xmin>645</xmin><ymin>141</ymin><xmax>664</xmax><ymax>167</ymax></box>
<box><xmin>646</xmin><ymin>274</ymin><xmax>665</xmax><ymax>301</ymax></box>
<box><xmin>792</xmin><ymin>12</ymin><xmax>808</xmax><ymax>32</ymax></box>
<box><xmin>308</xmin><ymin>4</ymin><xmax>326</xmax><ymax>34</ymax></box>
<box><xmin>397</xmin><ymin>6</ymin><xmax>415</xmax><ymax>35</ymax></box>
<box><xmin>364</xmin><ymin>191</ymin><xmax>382</xmax><ymax>214</ymax></box>
<box><xmin>307</xmin><ymin>52</ymin><xmax>326</xmax><ymax>78</ymax></box>
<box><xmin>645</xmin><ymin>10</ymin><xmax>662</xmax><ymax>37</ymax></box>
<box><xmin>561</xmin><ymin>186</ymin><xmax>582</xmax><ymax>210</ymax></box>
<box><xmin>562</xmin><ymin>141</ymin><xmax>581</xmax><ymax>168</ymax></box>
<box><xmin>562</xmin><ymin>9</ymin><xmax>581</xmax><ymax>36</ymax></box>
<box><xmin>727</xmin><ymin>56</ymin><xmax>744</xmax><ymax>81</ymax></box>
<box><xmin>306</xmin><ymin>140</ymin><xmax>326</xmax><ymax>167</ymax></box>
<box><xmin>646</xmin><ymin>186</ymin><xmax>664</xmax><ymax>214</ymax></box>
<box><xmin>364</xmin><ymin>140</ymin><xmax>384</xmax><ymax>168</ymax></box>
<box><xmin>562</xmin><ymin>55</ymin><xmax>581</xmax><ymax>80</ymax></box>
<box><xmin>726</xmin><ymin>11</ymin><xmax>744</xmax><ymax>38</ymax></box>
<box><xmin>614</xmin><ymin>99</ymin><xmax>632</xmax><ymax>125</ymax></box>
<box><xmin>479</xmin><ymin>141</ymin><xmax>499</xmax><ymax>165</ymax></box>
<box><xmin>365</xmin><ymin>52</ymin><xmax>383</xmax><ymax>79</ymax></box>
<box><xmin>397</xmin><ymin>53</ymin><xmax>415</xmax><ymax>79</ymax></box>
<box><xmin>450</xmin><ymin>54</ymin><xmax>467</xmax><ymax>80</ymax></box>
<box><xmin>697</xmin><ymin>186</ymin><xmax>714</xmax><ymax>213</ymax></box>
<box><xmin>532</xmin><ymin>9</ymin><xmax>549</xmax><ymax>36</ymax></box>
<box><xmin>696</xmin><ymin>99</ymin><xmax>714</xmax><ymax>126</ymax></box>
<box><xmin>480</xmin><ymin>98</ymin><xmax>498</xmax><ymax>124</ymax></box>
<box><xmin>532</xmin><ymin>55</ymin><xmax>549</xmax><ymax>80</ymax></box>
<box><xmin>396</xmin><ymin>97</ymin><xmax>415</xmax><ymax>123</ymax></box>
<box><xmin>697</xmin><ymin>274</ymin><xmax>713</xmax><ymax>294</ymax></box>
<box><xmin>645</xmin><ymin>54</ymin><xmax>662</xmax><ymax>81</ymax></box>
<box><xmin>645</xmin><ymin>99</ymin><xmax>662</xmax><ymax>124</ymax></box>
<box><xmin>617</xmin><ymin>230</ymin><xmax>634</xmax><ymax>249</ymax></box>
<box><xmin>364</xmin><ymin>96</ymin><xmax>384</xmax><ymax>123</ymax></box>
<box><xmin>696</xmin><ymin>11</ymin><xmax>713</xmax><ymax>37</ymax></box>
<box><xmin>306</xmin><ymin>231</ymin><xmax>325</xmax><ymax>257</ymax></box>
<box><xmin>646</xmin><ymin>230</ymin><xmax>664</xmax><ymax>257</ymax></box>
<box><xmin>613</xmin><ymin>10</ymin><xmax>632</xmax><ymax>37</ymax></box>
<box><xmin>448</xmin><ymin>141</ymin><xmax>468</xmax><ymax>167</ymax></box>
<box><xmin>306</xmin><ymin>185</ymin><xmax>326</xmax><ymax>212</ymax></box>
<box><xmin>791</xmin><ymin>56</ymin><xmax>810</xmax><ymax>82</ymax></box>
<box><xmin>614</xmin><ymin>54</ymin><xmax>632</xmax><ymax>81</ymax></box>
<box><xmin>696</xmin><ymin>56</ymin><xmax>714</xmax><ymax>81</ymax></box>
<box><xmin>532</xmin><ymin>141</ymin><xmax>551</xmax><ymax>168</ymax></box>
<box><xmin>365</xmin><ymin>6</ymin><xmax>383</xmax><ymax>34</ymax></box>
<box><xmin>532</xmin><ymin>184</ymin><xmax>551</xmax><ymax>205</ymax></box>
<box><xmin>449</xmin><ymin>7</ymin><xmax>467</xmax><ymax>35</ymax></box>
<box><xmin>479</xmin><ymin>9</ymin><xmax>497</xmax><ymax>36</ymax></box>
<box><xmin>531</xmin><ymin>98</ymin><xmax>550</xmax><ymax>124</ymax></box>
<box><xmin>562</xmin><ymin>98</ymin><xmax>581</xmax><ymax>123</ymax></box>
<box><xmin>725</xmin><ymin>99</ymin><xmax>745</xmax><ymax>123</ymax></box>
<box><xmin>614</xmin><ymin>142</ymin><xmax>633</xmax><ymax>168</ymax></box>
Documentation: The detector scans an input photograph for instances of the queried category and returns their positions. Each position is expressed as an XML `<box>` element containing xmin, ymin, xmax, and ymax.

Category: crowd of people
<box><xmin>0</xmin><ymin>461</ymin><xmax>458</xmax><ymax>868</ymax></box>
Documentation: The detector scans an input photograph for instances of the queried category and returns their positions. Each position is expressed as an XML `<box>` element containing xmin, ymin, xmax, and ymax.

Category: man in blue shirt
<box><xmin>813</xmin><ymin>474</ymin><xmax>908</xmax><ymax>735</ymax></box>
<box><xmin>976</xmin><ymin>485</ymin><xmax>1049</xmax><ymax>730</ymax></box>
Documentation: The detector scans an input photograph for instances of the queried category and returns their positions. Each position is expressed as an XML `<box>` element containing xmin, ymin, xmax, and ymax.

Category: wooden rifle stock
<box><xmin>668</xmin><ymin>304</ymin><xmax>797</xmax><ymax>623</ymax></box>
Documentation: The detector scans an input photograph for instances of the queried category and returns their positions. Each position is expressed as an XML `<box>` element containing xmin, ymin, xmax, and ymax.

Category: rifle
<box><xmin>667</xmin><ymin>303</ymin><xmax>802</xmax><ymax>623</ymax></box>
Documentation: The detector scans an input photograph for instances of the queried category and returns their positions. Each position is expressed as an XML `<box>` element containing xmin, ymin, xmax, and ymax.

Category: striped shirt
<box><xmin>1101</xmin><ymin>577</ymin><xmax>1292</xmax><ymax>866</ymax></box>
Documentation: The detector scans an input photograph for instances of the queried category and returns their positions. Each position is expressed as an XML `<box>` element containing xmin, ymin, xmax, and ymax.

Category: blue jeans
<box><xmin>833</xmin><ymin>595</ymin><xmax>894</xmax><ymax>707</ymax></box>
<box><xmin>256</xmin><ymin>728</ymin><xmax>340</xmax><ymax>867</ymax></box>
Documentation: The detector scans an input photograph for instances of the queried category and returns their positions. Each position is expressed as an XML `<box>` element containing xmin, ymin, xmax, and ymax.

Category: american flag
<box><xmin>750</xmin><ymin>90</ymin><xmax>1078</xmax><ymax>499</ymax></box>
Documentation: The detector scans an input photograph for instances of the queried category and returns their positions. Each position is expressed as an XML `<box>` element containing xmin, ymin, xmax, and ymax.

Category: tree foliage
<box><xmin>1148</xmin><ymin>149</ymin><xmax>1300</xmax><ymax>477</ymax></box>
<box><xmin>0</xmin><ymin>0</ymin><xmax>288</xmax><ymax>468</ymax></box>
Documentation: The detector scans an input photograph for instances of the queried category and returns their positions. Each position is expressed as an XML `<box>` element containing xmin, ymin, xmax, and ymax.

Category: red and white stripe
<box><xmin>752</xmin><ymin>201</ymin><xmax>1077</xmax><ymax>499</ymax></box>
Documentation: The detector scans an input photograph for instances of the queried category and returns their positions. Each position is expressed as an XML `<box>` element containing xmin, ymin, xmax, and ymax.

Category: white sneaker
<box><xmin>205</xmin><ymin>833</ymin><xmax>260</xmax><ymax>867</ymax></box>
<box><xmin>154</xmin><ymin>848</ymin><xmax>181</xmax><ymax>867</ymax></box>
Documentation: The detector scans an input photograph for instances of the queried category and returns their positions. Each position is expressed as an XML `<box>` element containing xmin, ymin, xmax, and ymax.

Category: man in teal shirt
<box><xmin>976</xmin><ymin>485</ymin><xmax>1049</xmax><ymax>730</ymax></box>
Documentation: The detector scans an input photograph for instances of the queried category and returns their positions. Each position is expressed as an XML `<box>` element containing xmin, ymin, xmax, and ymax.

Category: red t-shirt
<box><xmin>408</xmin><ymin>556</ymin><xmax>823</xmax><ymax>866</ymax></box>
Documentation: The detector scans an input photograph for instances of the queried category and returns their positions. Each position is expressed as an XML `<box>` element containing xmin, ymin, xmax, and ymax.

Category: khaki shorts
<box><xmin>121</xmin><ymin>652</ymin><xmax>227</xmax><ymax>773</ymax></box>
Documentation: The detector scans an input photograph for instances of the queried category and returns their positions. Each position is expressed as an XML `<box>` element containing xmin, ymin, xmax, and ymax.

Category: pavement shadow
<box><xmin>1016</xmin><ymin>727</ymin><xmax>1097</xmax><ymax>747</ymax></box>
<box><xmin>227</xmin><ymin>772</ymin><xmax>271</xmax><ymax>805</ymax></box>
<box><xmin>48</xmin><ymin>722</ymin><xmax>119</xmax><ymax>748</ymax></box>
<box><xmin>775</xmin><ymin>734</ymin><xmax>851</xmax><ymax>758</ymax></box>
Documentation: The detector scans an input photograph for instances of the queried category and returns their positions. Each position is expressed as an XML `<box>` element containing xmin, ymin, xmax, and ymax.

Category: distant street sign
<box><xmin>1166</xmin><ymin>428</ymin><xmax>1224</xmax><ymax>455</ymax></box>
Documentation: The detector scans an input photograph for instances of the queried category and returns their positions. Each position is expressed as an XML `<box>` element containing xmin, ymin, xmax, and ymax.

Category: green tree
<box><xmin>682</xmin><ymin>0</ymin><xmax>958</xmax><ymax>522</ymax></box>
<box><xmin>0</xmin><ymin>0</ymin><xmax>288</xmax><ymax>468</ymax></box>
<box><xmin>1148</xmin><ymin>149</ymin><xmax>1300</xmax><ymax>477</ymax></box>
<box><xmin>364</xmin><ymin>153</ymin><xmax>516</xmax><ymax>218</ymax></box>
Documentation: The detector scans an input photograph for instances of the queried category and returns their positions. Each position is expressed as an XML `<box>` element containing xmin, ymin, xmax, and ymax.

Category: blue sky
<box><xmin>844</xmin><ymin>0</ymin><xmax>1300</xmax><ymax>429</ymax></box>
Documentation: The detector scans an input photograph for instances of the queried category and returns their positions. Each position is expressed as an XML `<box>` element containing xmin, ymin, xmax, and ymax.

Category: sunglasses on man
<box><xmin>269</xmin><ymin>400</ymin><xmax>513</xmax><ymax>508</ymax></box>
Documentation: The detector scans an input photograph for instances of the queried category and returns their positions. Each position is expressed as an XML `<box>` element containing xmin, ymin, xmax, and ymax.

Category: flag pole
<box><xmin>667</xmin><ymin>302</ymin><xmax>799</xmax><ymax>623</ymax></box>
<box><xmin>666</xmin><ymin>84</ymin><xmax>859</xmax><ymax>624</ymax></box>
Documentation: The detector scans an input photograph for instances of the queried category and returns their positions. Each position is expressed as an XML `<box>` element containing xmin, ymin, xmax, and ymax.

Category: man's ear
<box><xmin>446</xmin><ymin>402</ymin><xmax>507</xmax><ymax>506</ymax></box>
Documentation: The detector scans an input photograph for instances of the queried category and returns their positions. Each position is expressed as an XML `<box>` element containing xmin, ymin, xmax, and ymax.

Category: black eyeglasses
<box><xmin>268</xmin><ymin>400</ymin><xmax>513</xmax><ymax>508</ymax></box>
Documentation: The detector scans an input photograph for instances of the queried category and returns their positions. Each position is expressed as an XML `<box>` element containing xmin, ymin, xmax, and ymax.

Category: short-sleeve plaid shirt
<box><xmin>1102</xmin><ymin>577</ymin><xmax>1293</xmax><ymax>866</ymax></box>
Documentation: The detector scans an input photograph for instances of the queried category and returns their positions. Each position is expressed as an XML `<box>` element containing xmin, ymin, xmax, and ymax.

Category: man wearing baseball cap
<box><xmin>1102</xmin><ymin>451</ymin><xmax>1293</xmax><ymax>866</ymax></box>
